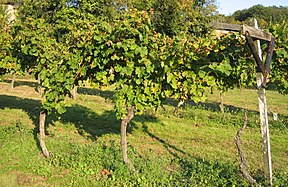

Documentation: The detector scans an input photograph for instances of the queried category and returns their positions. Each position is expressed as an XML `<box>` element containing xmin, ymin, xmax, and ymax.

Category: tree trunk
<box><xmin>121</xmin><ymin>106</ymin><xmax>135</xmax><ymax>171</ymax></box>
<box><xmin>11</xmin><ymin>73</ymin><xmax>16</xmax><ymax>89</ymax></box>
<box><xmin>39</xmin><ymin>110</ymin><xmax>50</xmax><ymax>157</ymax></box>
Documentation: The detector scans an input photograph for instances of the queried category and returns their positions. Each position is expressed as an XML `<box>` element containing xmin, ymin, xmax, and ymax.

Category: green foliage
<box><xmin>152</xmin><ymin>0</ymin><xmax>217</xmax><ymax>36</ymax></box>
<box><xmin>80</xmin><ymin>10</ymin><xmax>169</xmax><ymax>118</ymax></box>
<box><xmin>267</xmin><ymin>21</ymin><xmax>288</xmax><ymax>94</ymax></box>
<box><xmin>7</xmin><ymin>0</ymin><xmax>235</xmax><ymax>119</ymax></box>
<box><xmin>11</xmin><ymin>0</ymin><xmax>111</xmax><ymax>113</ymax></box>
<box><xmin>208</xmin><ymin>33</ymin><xmax>256</xmax><ymax>93</ymax></box>
<box><xmin>17</xmin><ymin>0</ymin><xmax>68</xmax><ymax>22</ymax></box>
<box><xmin>0</xmin><ymin>5</ymin><xmax>8</xmax><ymax>28</ymax></box>
<box><xmin>0</xmin><ymin>5</ymin><xmax>20</xmax><ymax>76</ymax></box>
<box><xmin>230</xmin><ymin>5</ymin><xmax>288</xmax><ymax>28</ymax></box>
<box><xmin>152</xmin><ymin>0</ymin><xmax>184</xmax><ymax>36</ymax></box>
<box><xmin>76</xmin><ymin>0</ymin><xmax>118</xmax><ymax>20</ymax></box>
<box><xmin>11</xmin><ymin>17</ymin><xmax>78</xmax><ymax>113</ymax></box>
<box><xmin>127</xmin><ymin>0</ymin><xmax>154</xmax><ymax>10</ymax></box>
<box><xmin>110</xmin><ymin>11</ymin><xmax>168</xmax><ymax>118</ymax></box>
<box><xmin>0</xmin><ymin>5</ymin><xmax>9</xmax><ymax>73</ymax></box>
<box><xmin>62</xmin><ymin>8</ymin><xmax>224</xmax><ymax>119</ymax></box>
<box><xmin>4</xmin><ymin>0</ymin><xmax>286</xmax><ymax>121</ymax></box>
<box><xmin>10</xmin><ymin>2</ymin><xmax>265</xmax><ymax>119</ymax></box>
<box><xmin>1</xmin><ymin>1</ymin><xmax>287</xmax><ymax>184</ymax></box>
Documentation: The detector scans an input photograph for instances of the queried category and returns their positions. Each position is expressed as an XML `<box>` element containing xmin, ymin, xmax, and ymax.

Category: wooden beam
<box><xmin>242</xmin><ymin>25</ymin><xmax>272</xmax><ymax>42</ymax></box>
<box><xmin>210</xmin><ymin>22</ymin><xmax>242</xmax><ymax>32</ymax></box>
<box><xmin>0</xmin><ymin>0</ymin><xmax>22</xmax><ymax>6</ymax></box>
<box><xmin>262</xmin><ymin>37</ymin><xmax>275</xmax><ymax>86</ymax></box>
<box><xmin>210</xmin><ymin>22</ymin><xmax>273</xmax><ymax>41</ymax></box>
<box><xmin>245</xmin><ymin>31</ymin><xmax>266</xmax><ymax>75</ymax></box>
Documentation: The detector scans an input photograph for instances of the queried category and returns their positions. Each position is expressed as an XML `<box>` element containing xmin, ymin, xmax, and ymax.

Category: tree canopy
<box><xmin>228</xmin><ymin>5</ymin><xmax>288</xmax><ymax>27</ymax></box>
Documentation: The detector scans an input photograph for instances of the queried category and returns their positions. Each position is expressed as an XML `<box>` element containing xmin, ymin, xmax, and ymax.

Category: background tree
<box><xmin>229</xmin><ymin>5</ymin><xmax>288</xmax><ymax>28</ymax></box>
<box><xmin>152</xmin><ymin>0</ymin><xmax>217</xmax><ymax>36</ymax></box>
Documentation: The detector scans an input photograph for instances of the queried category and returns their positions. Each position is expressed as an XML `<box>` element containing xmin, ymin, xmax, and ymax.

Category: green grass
<box><xmin>0</xmin><ymin>77</ymin><xmax>287</xmax><ymax>186</ymax></box>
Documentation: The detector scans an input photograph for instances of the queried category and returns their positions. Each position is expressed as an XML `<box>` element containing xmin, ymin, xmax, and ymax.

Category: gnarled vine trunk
<box><xmin>11</xmin><ymin>73</ymin><xmax>16</xmax><ymax>89</ymax></box>
<box><xmin>174</xmin><ymin>100</ymin><xmax>184</xmax><ymax>116</ymax></box>
<box><xmin>121</xmin><ymin>106</ymin><xmax>135</xmax><ymax>171</ymax></box>
<box><xmin>72</xmin><ymin>85</ymin><xmax>78</xmax><ymax>100</ymax></box>
<box><xmin>39</xmin><ymin>110</ymin><xmax>50</xmax><ymax>157</ymax></box>
<box><xmin>235</xmin><ymin>111</ymin><xmax>257</xmax><ymax>185</ymax></box>
<box><xmin>219</xmin><ymin>93</ymin><xmax>224</xmax><ymax>113</ymax></box>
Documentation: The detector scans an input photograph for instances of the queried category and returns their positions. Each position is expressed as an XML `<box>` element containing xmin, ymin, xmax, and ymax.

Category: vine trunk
<box><xmin>121</xmin><ymin>106</ymin><xmax>135</xmax><ymax>171</ymax></box>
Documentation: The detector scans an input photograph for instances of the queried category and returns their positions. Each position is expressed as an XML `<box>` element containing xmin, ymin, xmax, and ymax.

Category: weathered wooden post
<box><xmin>251</xmin><ymin>18</ymin><xmax>273</xmax><ymax>186</ymax></box>
<box><xmin>5</xmin><ymin>4</ymin><xmax>16</xmax><ymax>23</ymax></box>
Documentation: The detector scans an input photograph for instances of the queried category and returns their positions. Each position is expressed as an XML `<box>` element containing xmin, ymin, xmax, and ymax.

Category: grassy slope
<box><xmin>0</xmin><ymin>78</ymin><xmax>287</xmax><ymax>186</ymax></box>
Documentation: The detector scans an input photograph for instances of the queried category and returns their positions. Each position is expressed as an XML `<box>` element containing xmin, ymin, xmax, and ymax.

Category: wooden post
<box><xmin>5</xmin><ymin>4</ymin><xmax>16</xmax><ymax>23</ymax></box>
<box><xmin>251</xmin><ymin>18</ymin><xmax>273</xmax><ymax>186</ymax></box>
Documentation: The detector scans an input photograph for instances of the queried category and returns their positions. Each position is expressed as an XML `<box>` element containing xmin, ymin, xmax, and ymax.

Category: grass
<box><xmin>0</xmin><ymin>77</ymin><xmax>287</xmax><ymax>186</ymax></box>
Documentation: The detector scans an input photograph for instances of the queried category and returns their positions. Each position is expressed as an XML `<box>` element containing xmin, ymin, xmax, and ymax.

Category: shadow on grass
<box><xmin>2</xmin><ymin>79</ymin><xmax>114</xmax><ymax>101</ymax></box>
<box><xmin>3</xmin><ymin>79</ymin><xmax>38</xmax><ymax>89</ymax></box>
<box><xmin>164</xmin><ymin>97</ymin><xmax>259</xmax><ymax>114</ymax></box>
<box><xmin>56</xmin><ymin>105</ymin><xmax>119</xmax><ymax>141</ymax></box>
<box><xmin>78</xmin><ymin>86</ymin><xmax>259</xmax><ymax>116</ymax></box>
<box><xmin>78</xmin><ymin>87</ymin><xmax>114</xmax><ymax>101</ymax></box>
<box><xmin>0</xmin><ymin>94</ymin><xmax>144</xmax><ymax>153</ymax></box>
<box><xmin>2</xmin><ymin>79</ymin><xmax>259</xmax><ymax>116</ymax></box>
<box><xmin>4</xmin><ymin>79</ymin><xmax>286</xmax><ymax>119</ymax></box>
<box><xmin>0</xmin><ymin>94</ymin><xmax>41</xmax><ymax>152</ymax></box>
<box><xmin>141</xmin><ymin>122</ymin><xmax>253</xmax><ymax>185</ymax></box>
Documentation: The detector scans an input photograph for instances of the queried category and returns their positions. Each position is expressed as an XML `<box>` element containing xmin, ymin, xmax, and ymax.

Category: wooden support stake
<box><xmin>245</xmin><ymin>32</ymin><xmax>266</xmax><ymax>76</ymax></box>
<box><xmin>262</xmin><ymin>37</ymin><xmax>276</xmax><ymax>86</ymax></box>
<box><xmin>251</xmin><ymin>18</ymin><xmax>273</xmax><ymax>186</ymax></box>
<box><xmin>242</xmin><ymin>25</ymin><xmax>272</xmax><ymax>42</ymax></box>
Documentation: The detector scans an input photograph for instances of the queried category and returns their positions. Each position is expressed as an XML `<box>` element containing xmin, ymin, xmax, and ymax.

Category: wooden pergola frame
<box><xmin>211</xmin><ymin>20</ymin><xmax>275</xmax><ymax>186</ymax></box>
<box><xmin>211</xmin><ymin>21</ymin><xmax>275</xmax><ymax>83</ymax></box>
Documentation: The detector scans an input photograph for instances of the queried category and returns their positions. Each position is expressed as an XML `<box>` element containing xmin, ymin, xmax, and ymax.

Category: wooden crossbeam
<box><xmin>210</xmin><ymin>22</ymin><xmax>273</xmax><ymax>41</ymax></box>
<box><xmin>242</xmin><ymin>25</ymin><xmax>272</xmax><ymax>42</ymax></box>
<box><xmin>210</xmin><ymin>22</ymin><xmax>242</xmax><ymax>32</ymax></box>
<box><xmin>0</xmin><ymin>0</ymin><xmax>22</xmax><ymax>5</ymax></box>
